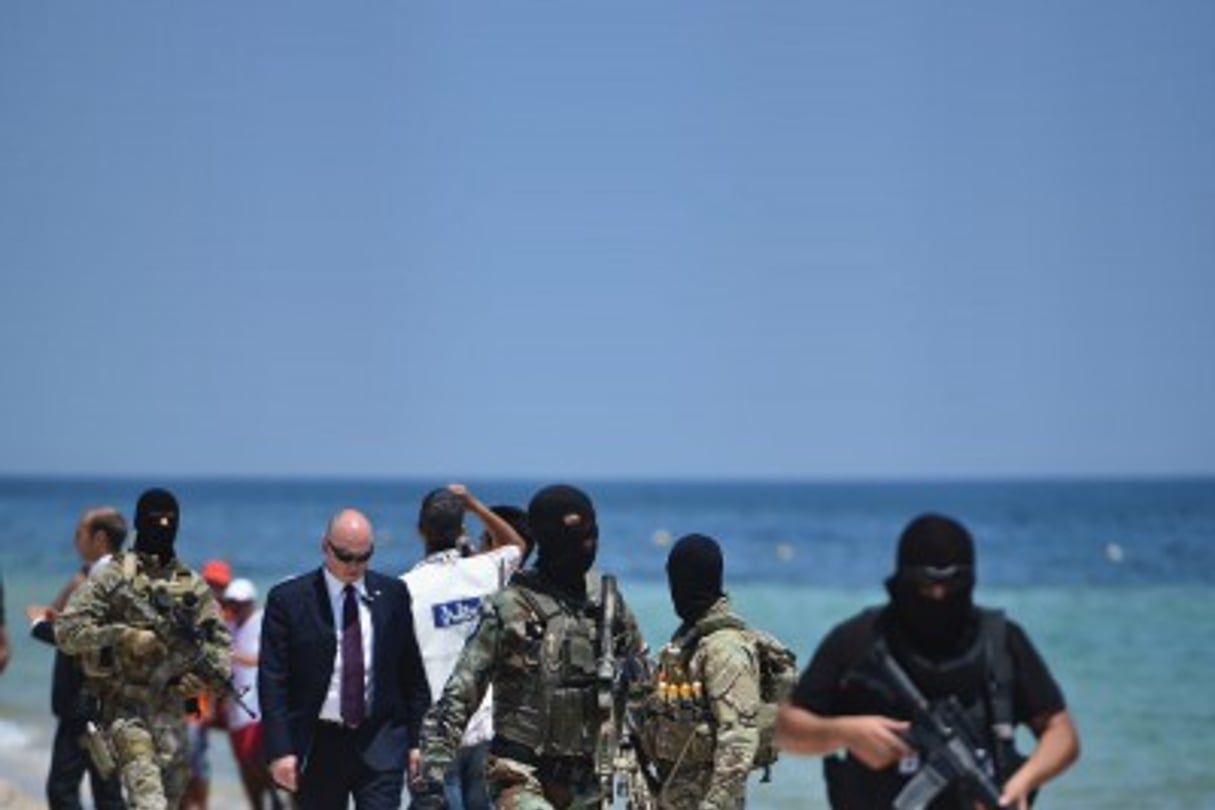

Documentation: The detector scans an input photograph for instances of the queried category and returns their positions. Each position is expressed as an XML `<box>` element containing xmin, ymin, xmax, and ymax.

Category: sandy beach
<box><xmin>0</xmin><ymin>780</ymin><xmax>44</xmax><ymax>810</ymax></box>
<box><xmin>0</xmin><ymin>729</ymin><xmax>50</xmax><ymax>810</ymax></box>
<box><xmin>0</xmin><ymin>728</ymin><xmax>247</xmax><ymax>810</ymax></box>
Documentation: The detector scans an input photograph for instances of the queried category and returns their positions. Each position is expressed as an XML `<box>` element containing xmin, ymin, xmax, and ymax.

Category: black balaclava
<box><xmin>133</xmin><ymin>487</ymin><xmax>179</xmax><ymax>565</ymax></box>
<box><xmin>489</xmin><ymin>505</ymin><xmax>533</xmax><ymax>563</ymax></box>
<box><xmin>885</xmin><ymin>513</ymin><xmax>977</xmax><ymax>657</ymax></box>
<box><xmin>528</xmin><ymin>484</ymin><xmax>598</xmax><ymax>596</ymax></box>
<box><xmin>667</xmin><ymin>533</ymin><xmax>725</xmax><ymax>625</ymax></box>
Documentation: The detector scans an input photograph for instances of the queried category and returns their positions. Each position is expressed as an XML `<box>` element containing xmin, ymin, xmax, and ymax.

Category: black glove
<box><xmin>408</xmin><ymin>777</ymin><xmax>448</xmax><ymax>810</ymax></box>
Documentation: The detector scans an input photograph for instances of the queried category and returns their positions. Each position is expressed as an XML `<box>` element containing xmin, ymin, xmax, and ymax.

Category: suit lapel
<box><xmin>311</xmin><ymin>568</ymin><xmax>336</xmax><ymax>637</ymax></box>
<box><xmin>365</xmin><ymin>572</ymin><xmax>386</xmax><ymax>669</ymax></box>
<box><xmin>367</xmin><ymin>572</ymin><xmax>397</xmax><ymax>717</ymax></box>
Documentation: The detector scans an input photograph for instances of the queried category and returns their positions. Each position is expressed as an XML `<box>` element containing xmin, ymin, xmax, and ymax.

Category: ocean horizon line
<box><xmin>2</xmin><ymin>471</ymin><xmax>1213</xmax><ymax>487</ymax></box>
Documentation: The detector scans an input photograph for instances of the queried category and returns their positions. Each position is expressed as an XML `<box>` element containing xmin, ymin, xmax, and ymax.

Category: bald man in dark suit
<box><xmin>260</xmin><ymin>508</ymin><xmax>431</xmax><ymax>809</ymax></box>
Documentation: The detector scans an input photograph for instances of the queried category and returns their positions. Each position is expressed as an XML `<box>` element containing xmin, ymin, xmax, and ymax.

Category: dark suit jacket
<box><xmin>259</xmin><ymin>568</ymin><xmax>430</xmax><ymax>773</ymax></box>
<box><xmin>31</xmin><ymin>619</ymin><xmax>86</xmax><ymax>719</ymax></box>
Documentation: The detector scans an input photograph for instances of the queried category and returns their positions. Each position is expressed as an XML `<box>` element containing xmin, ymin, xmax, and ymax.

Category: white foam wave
<box><xmin>0</xmin><ymin>719</ymin><xmax>32</xmax><ymax>749</ymax></box>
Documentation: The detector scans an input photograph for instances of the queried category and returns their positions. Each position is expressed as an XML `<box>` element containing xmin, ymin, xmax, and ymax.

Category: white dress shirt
<box><xmin>318</xmin><ymin>568</ymin><xmax>374</xmax><ymax>724</ymax></box>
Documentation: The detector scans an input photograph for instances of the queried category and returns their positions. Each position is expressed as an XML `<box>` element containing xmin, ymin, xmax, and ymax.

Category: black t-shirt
<box><xmin>791</xmin><ymin>604</ymin><xmax>1066</xmax><ymax>726</ymax></box>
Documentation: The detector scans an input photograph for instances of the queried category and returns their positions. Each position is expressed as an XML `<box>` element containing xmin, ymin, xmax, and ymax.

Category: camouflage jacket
<box><xmin>55</xmin><ymin>551</ymin><xmax>232</xmax><ymax>712</ymax></box>
<box><xmin>419</xmin><ymin>569</ymin><xmax>645</xmax><ymax>781</ymax></box>
<box><xmin>658</xmin><ymin>598</ymin><xmax>761</xmax><ymax>810</ymax></box>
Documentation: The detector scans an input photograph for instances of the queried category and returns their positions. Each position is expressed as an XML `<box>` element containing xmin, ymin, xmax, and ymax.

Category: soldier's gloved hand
<box><xmin>120</xmin><ymin>627</ymin><xmax>166</xmax><ymax>660</ymax></box>
<box><xmin>408</xmin><ymin>776</ymin><xmax>447</xmax><ymax>810</ymax></box>
<box><xmin>175</xmin><ymin>672</ymin><xmax>207</xmax><ymax>697</ymax></box>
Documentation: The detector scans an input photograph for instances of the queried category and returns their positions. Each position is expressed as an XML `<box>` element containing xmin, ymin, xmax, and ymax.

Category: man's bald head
<box><xmin>321</xmin><ymin>508</ymin><xmax>375</xmax><ymax>583</ymax></box>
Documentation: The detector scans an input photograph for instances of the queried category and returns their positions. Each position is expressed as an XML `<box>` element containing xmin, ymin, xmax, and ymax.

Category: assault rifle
<box><xmin>849</xmin><ymin>642</ymin><xmax>1004</xmax><ymax>810</ymax></box>
<box><xmin>595</xmin><ymin>575</ymin><xmax>658</xmax><ymax>810</ymax></box>
<box><xmin>125</xmin><ymin>581</ymin><xmax>257</xmax><ymax>720</ymax></box>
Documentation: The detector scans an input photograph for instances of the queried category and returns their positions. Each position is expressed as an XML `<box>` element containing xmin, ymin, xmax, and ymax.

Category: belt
<box><xmin>490</xmin><ymin>738</ymin><xmax>593</xmax><ymax>782</ymax></box>
<box><xmin>316</xmin><ymin>718</ymin><xmax>360</xmax><ymax>733</ymax></box>
<box><xmin>491</xmin><ymin>737</ymin><xmax>539</xmax><ymax>765</ymax></box>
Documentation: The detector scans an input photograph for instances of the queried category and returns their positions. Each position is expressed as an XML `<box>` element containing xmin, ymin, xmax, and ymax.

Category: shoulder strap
<box><xmin>676</xmin><ymin>614</ymin><xmax>751</xmax><ymax>671</ymax></box>
<box><xmin>682</xmin><ymin>614</ymin><xmax>746</xmax><ymax>648</ymax></box>
<box><xmin>979</xmin><ymin>610</ymin><xmax>1010</xmax><ymax>706</ymax></box>
<box><xmin>122</xmin><ymin>552</ymin><xmax>138</xmax><ymax>580</ymax></box>
<box><xmin>511</xmin><ymin>575</ymin><xmax>561</xmax><ymax>624</ymax></box>
<box><xmin>700</xmin><ymin>614</ymin><xmax>747</xmax><ymax>636</ymax></box>
<box><xmin>982</xmin><ymin>609</ymin><xmax>1013</xmax><ymax>723</ymax></box>
<box><xmin>584</xmin><ymin>570</ymin><xmax>603</xmax><ymax>607</ymax></box>
<box><xmin>981</xmin><ymin>608</ymin><xmax>1019</xmax><ymax>777</ymax></box>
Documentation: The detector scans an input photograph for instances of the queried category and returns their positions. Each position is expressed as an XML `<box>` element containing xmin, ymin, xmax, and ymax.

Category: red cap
<box><xmin>201</xmin><ymin>559</ymin><xmax>233</xmax><ymax>587</ymax></box>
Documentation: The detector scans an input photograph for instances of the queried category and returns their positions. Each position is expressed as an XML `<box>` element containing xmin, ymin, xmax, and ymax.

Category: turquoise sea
<box><xmin>1</xmin><ymin>477</ymin><xmax>1213</xmax><ymax>808</ymax></box>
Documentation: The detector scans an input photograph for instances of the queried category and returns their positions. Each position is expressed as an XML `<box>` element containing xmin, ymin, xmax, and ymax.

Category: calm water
<box><xmin>2</xmin><ymin>477</ymin><xmax>1214</xmax><ymax>807</ymax></box>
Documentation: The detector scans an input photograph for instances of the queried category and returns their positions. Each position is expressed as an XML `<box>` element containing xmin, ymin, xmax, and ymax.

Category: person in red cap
<box><xmin>183</xmin><ymin>559</ymin><xmax>234</xmax><ymax>810</ymax></box>
<box><xmin>202</xmin><ymin>560</ymin><xmax>233</xmax><ymax>594</ymax></box>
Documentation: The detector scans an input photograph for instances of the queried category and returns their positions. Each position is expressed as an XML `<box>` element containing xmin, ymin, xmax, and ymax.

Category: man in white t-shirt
<box><xmin>222</xmin><ymin>578</ymin><xmax>279</xmax><ymax>810</ymax></box>
<box><xmin>403</xmin><ymin>484</ymin><xmax>527</xmax><ymax>810</ymax></box>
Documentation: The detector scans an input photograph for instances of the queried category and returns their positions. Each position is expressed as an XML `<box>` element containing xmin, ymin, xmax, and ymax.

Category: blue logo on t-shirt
<box><xmin>432</xmin><ymin>597</ymin><xmax>482</xmax><ymax>629</ymax></box>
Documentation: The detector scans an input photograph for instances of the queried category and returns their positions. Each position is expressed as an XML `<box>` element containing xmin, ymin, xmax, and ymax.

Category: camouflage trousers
<box><xmin>105</xmin><ymin>712</ymin><xmax>190</xmax><ymax>810</ymax></box>
<box><xmin>486</xmin><ymin>755</ymin><xmax>602</xmax><ymax>810</ymax></box>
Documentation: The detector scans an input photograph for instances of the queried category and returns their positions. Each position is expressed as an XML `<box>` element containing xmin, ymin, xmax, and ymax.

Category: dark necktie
<box><xmin>341</xmin><ymin>584</ymin><xmax>366</xmax><ymax>727</ymax></box>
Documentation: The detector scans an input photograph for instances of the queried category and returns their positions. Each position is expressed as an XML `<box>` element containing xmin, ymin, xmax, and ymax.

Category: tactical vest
<box><xmin>823</xmin><ymin>608</ymin><xmax>1025</xmax><ymax>810</ymax></box>
<box><xmin>492</xmin><ymin>571</ymin><xmax>609</xmax><ymax>759</ymax></box>
<box><xmin>638</xmin><ymin>613</ymin><xmax>796</xmax><ymax>781</ymax></box>
<box><xmin>80</xmin><ymin>553</ymin><xmax>206</xmax><ymax>693</ymax></box>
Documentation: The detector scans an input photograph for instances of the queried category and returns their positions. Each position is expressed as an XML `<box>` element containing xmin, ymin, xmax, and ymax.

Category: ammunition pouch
<box><xmin>546</xmin><ymin>686</ymin><xmax>599</xmax><ymax>756</ymax></box>
<box><xmin>494</xmin><ymin>580</ymin><xmax>603</xmax><ymax>759</ymax></box>
<box><xmin>636</xmin><ymin>691</ymin><xmax>714</xmax><ymax>772</ymax></box>
<box><xmin>80</xmin><ymin>721</ymin><xmax>118</xmax><ymax>781</ymax></box>
<box><xmin>653</xmin><ymin>721</ymin><xmax>714</xmax><ymax>771</ymax></box>
<box><xmin>496</xmin><ymin>684</ymin><xmax>599</xmax><ymax>757</ymax></box>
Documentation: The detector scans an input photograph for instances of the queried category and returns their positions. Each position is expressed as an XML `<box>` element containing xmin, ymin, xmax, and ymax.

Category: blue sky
<box><xmin>2</xmin><ymin>2</ymin><xmax>1213</xmax><ymax>480</ymax></box>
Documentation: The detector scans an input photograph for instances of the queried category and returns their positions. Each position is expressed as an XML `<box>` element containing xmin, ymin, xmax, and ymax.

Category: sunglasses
<box><xmin>327</xmin><ymin>539</ymin><xmax>374</xmax><ymax>565</ymax></box>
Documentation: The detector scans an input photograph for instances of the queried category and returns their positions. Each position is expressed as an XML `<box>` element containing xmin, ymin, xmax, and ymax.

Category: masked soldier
<box><xmin>641</xmin><ymin>534</ymin><xmax>762</xmax><ymax>810</ymax></box>
<box><xmin>776</xmin><ymin>514</ymin><xmax>1080</xmax><ymax>810</ymax></box>
<box><xmin>412</xmin><ymin>484</ymin><xmax>647</xmax><ymax>810</ymax></box>
<box><xmin>56</xmin><ymin>488</ymin><xmax>233</xmax><ymax>810</ymax></box>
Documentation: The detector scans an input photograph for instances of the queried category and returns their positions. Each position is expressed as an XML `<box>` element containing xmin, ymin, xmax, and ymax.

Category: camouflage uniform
<box><xmin>419</xmin><ymin>569</ymin><xmax>646</xmax><ymax>810</ymax></box>
<box><xmin>56</xmin><ymin>551</ymin><xmax>232</xmax><ymax>810</ymax></box>
<box><xmin>644</xmin><ymin>597</ymin><xmax>760</xmax><ymax>810</ymax></box>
